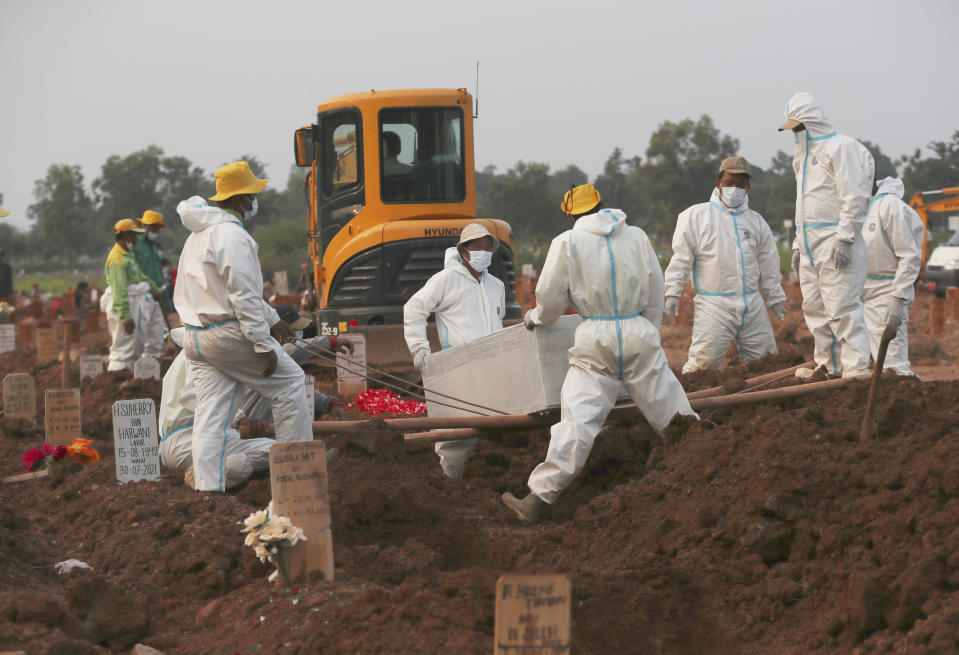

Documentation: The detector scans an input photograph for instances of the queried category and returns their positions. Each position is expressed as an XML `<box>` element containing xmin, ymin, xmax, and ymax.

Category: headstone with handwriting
<box><xmin>269</xmin><ymin>441</ymin><xmax>333</xmax><ymax>583</ymax></box>
<box><xmin>0</xmin><ymin>324</ymin><xmax>15</xmax><ymax>354</ymax></box>
<box><xmin>336</xmin><ymin>334</ymin><xmax>367</xmax><ymax>397</ymax></box>
<box><xmin>112</xmin><ymin>399</ymin><xmax>160</xmax><ymax>483</ymax></box>
<box><xmin>79</xmin><ymin>355</ymin><xmax>104</xmax><ymax>381</ymax></box>
<box><xmin>3</xmin><ymin>373</ymin><xmax>36</xmax><ymax>426</ymax></box>
<box><xmin>304</xmin><ymin>374</ymin><xmax>315</xmax><ymax>419</ymax></box>
<box><xmin>44</xmin><ymin>389</ymin><xmax>81</xmax><ymax>445</ymax></box>
<box><xmin>35</xmin><ymin>327</ymin><xmax>58</xmax><ymax>365</ymax></box>
<box><xmin>495</xmin><ymin>574</ymin><xmax>571</xmax><ymax>654</ymax></box>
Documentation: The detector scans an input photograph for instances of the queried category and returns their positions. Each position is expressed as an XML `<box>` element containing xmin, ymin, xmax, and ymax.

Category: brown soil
<box><xmin>0</xmin><ymin>283</ymin><xmax>957</xmax><ymax>654</ymax></box>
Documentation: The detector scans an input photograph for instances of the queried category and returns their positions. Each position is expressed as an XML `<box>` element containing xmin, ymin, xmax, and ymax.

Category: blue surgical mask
<box><xmin>720</xmin><ymin>187</ymin><xmax>747</xmax><ymax>208</ymax></box>
<box><xmin>466</xmin><ymin>250</ymin><xmax>493</xmax><ymax>272</ymax></box>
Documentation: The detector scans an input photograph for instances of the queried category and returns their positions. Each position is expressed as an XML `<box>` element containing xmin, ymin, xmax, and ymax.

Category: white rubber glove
<box><xmin>770</xmin><ymin>302</ymin><xmax>787</xmax><ymax>321</ymax></box>
<box><xmin>791</xmin><ymin>248</ymin><xmax>801</xmax><ymax>273</ymax></box>
<box><xmin>830</xmin><ymin>239</ymin><xmax>853</xmax><ymax>270</ymax></box>
<box><xmin>412</xmin><ymin>349</ymin><xmax>428</xmax><ymax>371</ymax></box>
<box><xmin>664</xmin><ymin>296</ymin><xmax>680</xmax><ymax>323</ymax></box>
<box><xmin>885</xmin><ymin>298</ymin><xmax>910</xmax><ymax>329</ymax></box>
<box><xmin>523</xmin><ymin>309</ymin><xmax>537</xmax><ymax>331</ymax></box>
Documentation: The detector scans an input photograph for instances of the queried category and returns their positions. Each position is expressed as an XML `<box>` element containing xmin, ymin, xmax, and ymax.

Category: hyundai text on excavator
<box><xmin>293</xmin><ymin>88</ymin><xmax>520</xmax><ymax>364</ymax></box>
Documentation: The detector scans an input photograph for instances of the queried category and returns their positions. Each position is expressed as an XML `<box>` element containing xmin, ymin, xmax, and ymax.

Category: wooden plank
<box><xmin>494</xmin><ymin>573</ymin><xmax>571</xmax><ymax>654</ymax></box>
<box><xmin>2</xmin><ymin>469</ymin><xmax>50</xmax><ymax>484</ymax></box>
<box><xmin>269</xmin><ymin>441</ymin><xmax>334</xmax><ymax>584</ymax></box>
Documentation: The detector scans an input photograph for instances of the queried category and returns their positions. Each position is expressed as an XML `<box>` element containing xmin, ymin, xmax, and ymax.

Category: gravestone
<box><xmin>0</xmin><ymin>324</ymin><xmax>15</xmax><ymax>354</ymax></box>
<box><xmin>133</xmin><ymin>355</ymin><xmax>161</xmax><ymax>380</ymax></box>
<box><xmin>79</xmin><ymin>355</ymin><xmax>104</xmax><ymax>381</ymax></box>
<box><xmin>2</xmin><ymin>373</ymin><xmax>36</xmax><ymax>426</ymax></box>
<box><xmin>35</xmin><ymin>327</ymin><xmax>58</xmax><ymax>365</ymax></box>
<box><xmin>44</xmin><ymin>389</ymin><xmax>81</xmax><ymax>446</ymax></box>
<box><xmin>494</xmin><ymin>574</ymin><xmax>571</xmax><ymax>654</ymax></box>
<box><xmin>269</xmin><ymin>441</ymin><xmax>334</xmax><ymax>584</ymax></box>
<box><xmin>273</xmin><ymin>270</ymin><xmax>289</xmax><ymax>296</ymax></box>
<box><xmin>304</xmin><ymin>374</ymin><xmax>315</xmax><ymax>419</ymax></box>
<box><xmin>112</xmin><ymin>399</ymin><xmax>161</xmax><ymax>483</ymax></box>
<box><xmin>336</xmin><ymin>334</ymin><xmax>367</xmax><ymax>398</ymax></box>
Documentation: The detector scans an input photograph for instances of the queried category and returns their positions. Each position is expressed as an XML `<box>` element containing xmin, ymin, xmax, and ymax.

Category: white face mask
<box><xmin>466</xmin><ymin>250</ymin><xmax>493</xmax><ymax>272</ymax></box>
<box><xmin>720</xmin><ymin>186</ymin><xmax>747</xmax><ymax>208</ymax></box>
<box><xmin>244</xmin><ymin>197</ymin><xmax>259</xmax><ymax>221</ymax></box>
<box><xmin>146</xmin><ymin>231</ymin><xmax>160</xmax><ymax>243</ymax></box>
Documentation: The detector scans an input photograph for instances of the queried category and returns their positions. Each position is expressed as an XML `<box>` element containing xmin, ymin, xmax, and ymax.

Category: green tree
<box><xmin>593</xmin><ymin>148</ymin><xmax>645</xmax><ymax>228</ymax></box>
<box><xmin>478</xmin><ymin>161</ymin><xmax>559</xmax><ymax>241</ymax></box>
<box><xmin>27</xmin><ymin>164</ymin><xmax>98</xmax><ymax>263</ymax></box>
<box><xmin>859</xmin><ymin>139</ymin><xmax>898</xmax><ymax>179</ymax></box>
<box><xmin>638</xmin><ymin>115</ymin><xmax>740</xmax><ymax>236</ymax></box>
<box><xmin>898</xmin><ymin>131</ymin><xmax>959</xmax><ymax>198</ymax></box>
<box><xmin>748</xmin><ymin>150</ymin><xmax>796</xmax><ymax>232</ymax></box>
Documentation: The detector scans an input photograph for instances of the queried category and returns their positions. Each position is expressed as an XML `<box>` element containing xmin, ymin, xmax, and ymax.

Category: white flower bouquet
<box><xmin>240</xmin><ymin>502</ymin><xmax>308</xmax><ymax>577</ymax></box>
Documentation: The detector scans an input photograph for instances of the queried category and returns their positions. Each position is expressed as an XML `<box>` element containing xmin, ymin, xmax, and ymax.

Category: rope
<box><xmin>289</xmin><ymin>338</ymin><xmax>509</xmax><ymax>417</ymax></box>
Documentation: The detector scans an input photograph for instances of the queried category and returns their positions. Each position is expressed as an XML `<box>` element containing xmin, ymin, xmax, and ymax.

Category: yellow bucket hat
<box><xmin>114</xmin><ymin>218</ymin><xmax>146</xmax><ymax>234</ymax></box>
<box><xmin>139</xmin><ymin>209</ymin><xmax>165</xmax><ymax>227</ymax></box>
<box><xmin>561</xmin><ymin>183</ymin><xmax>602</xmax><ymax>216</ymax></box>
<box><xmin>209</xmin><ymin>161</ymin><xmax>268</xmax><ymax>201</ymax></box>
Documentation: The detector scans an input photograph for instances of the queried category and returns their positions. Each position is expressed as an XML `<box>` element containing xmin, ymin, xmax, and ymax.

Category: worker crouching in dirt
<box><xmin>502</xmin><ymin>184</ymin><xmax>698</xmax><ymax>523</ymax></box>
<box><xmin>173</xmin><ymin>161</ymin><xmax>313</xmax><ymax>492</ymax></box>
<box><xmin>101</xmin><ymin>219</ymin><xmax>164</xmax><ymax>372</ymax></box>
<box><xmin>403</xmin><ymin>223</ymin><xmax>506</xmax><ymax>480</ymax></box>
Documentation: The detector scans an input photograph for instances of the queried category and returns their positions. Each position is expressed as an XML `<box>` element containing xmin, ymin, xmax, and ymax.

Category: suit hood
<box><xmin>875</xmin><ymin>177</ymin><xmax>905</xmax><ymax>199</ymax></box>
<box><xmin>784</xmin><ymin>92</ymin><xmax>836</xmax><ymax>138</ymax></box>
<box><xmin>573</xmin><ymin>208</ymin><xmax>627</xmax><ymax>236</ymax></box>
<box><xmin>176</xmin><ymin>195</ymin><xmax>242</xmax><ymax>233</ymax></box>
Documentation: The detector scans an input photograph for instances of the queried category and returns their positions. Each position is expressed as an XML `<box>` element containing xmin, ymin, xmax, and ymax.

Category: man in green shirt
<box><xmin>133</xmin><ymin>209</ymin><xmax>171</xmax><ymax>355</ymax></box>
<box><xmin>102</xmin><ymin>219</ymin><xmax>163</xmax><ymax>371</ymax></box>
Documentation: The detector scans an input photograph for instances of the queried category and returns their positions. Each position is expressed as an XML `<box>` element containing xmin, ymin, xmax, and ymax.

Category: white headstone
<box><xmin>949</xmin><ymin>215</ymin><xmax>959</xmax><ymax>231</ymax></box>
<box><xmin>3</xmin><ymin>373</ymin><xmax>36</xmax><ymax>425</ymax></box>
<box><xmin>79</xmin><ymin>355</ymin><xmax>104</xmax><ymax>381</ymax></box>
<box><xmin>273</xmin><ymin>270</ymin><xmax>289</xmax><ymax>296</ymax></box>
<box><xmin>336</xmin><ymin>334</ymin><xmax>367</xmax><ymax>397</ymax></box>
<box><xmin>112</xmin><ymin>399</ymin><xmax>161</xmax><ymax>483</ymax></box>
<box><xmin>304</xmin><ymin>373</ymin><xmax>315</xmax><ymax>419</ymax></box>
<box><xmin>0</xmin><ymin>324</ymin><xmax>15</xmax><ymax>354</ymax></box>
<box><xmin>521</xmin><ymin>263</ymin><xmax>536</xmax><ymax>277</ymax></box>
<box><xmin>495</xmin><ymin>574</ymin><xmax>572</xmax><ymax>652</ymax></box>
<box><xmin>133</xmin><ymin>355</ymin><xmax>161</xmax><ymax>380</ymax></box>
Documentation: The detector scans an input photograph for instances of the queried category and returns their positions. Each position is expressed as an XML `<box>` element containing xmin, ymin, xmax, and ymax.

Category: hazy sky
<box><xmin>2</xmin><ymin>0</ymin><xmax>957</xmax><ymax>230</ymax></box>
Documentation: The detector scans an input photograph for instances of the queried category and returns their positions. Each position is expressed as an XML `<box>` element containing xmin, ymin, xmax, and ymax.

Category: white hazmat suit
<box><xmin>862</xmin><ymin>177</ymin><xmax>925</xmax><ymax>375</ymax></box>
<box><xmin>403</xmin><ymin>247</ymin><xmax>505</xmax><ymax>478</ymax></box>
<box><xmin>784</xmin><ymin>92</ymin><xmax>874</xmax><ymax>377</ymax></box>
<box><xmin>525</xmin><ymin>208</ymin><xmax>697</xmax><ymax>504</ymax></box>
<box><xmin>101</xmin><ymin>282</ymin><xmax>161</xmax><ymax>371</ymax></box>
<box><xmin>159</xmin><ymin>329</ymin><xmax>276</xmax><ymax>489</ymax></box>
<box><xmin>665</xmin><ymin>188</ymin><xmax>787</xmax><ymax>372</ymax></box>
<box><xmin>174</xmin><ymin>196</ymin><xmax>312</xmax><ymax>492</ymax></box>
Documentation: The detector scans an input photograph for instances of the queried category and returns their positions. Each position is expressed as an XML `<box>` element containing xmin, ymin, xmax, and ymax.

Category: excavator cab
<box><xmin>294</xmin><ymin>89</ymin><xmax>520</xmax><ymax>363</ymax></box>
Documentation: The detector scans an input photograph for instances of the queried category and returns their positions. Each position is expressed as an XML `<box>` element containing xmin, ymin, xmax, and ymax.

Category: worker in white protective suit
<box><xmin>403</xmin><ymin>223</ymin><xmax>506</xmax><ymax>479</ymax></box>
<box><xmin>159</xmin><ymin>328</ymin><xmax>278</xmax><ymax>489</ymax></box>
<box><xmin>780</xmin><ymin>92</ymin><xmax>875</xmax><ymax>378</ymax></box>
<box><xmin>101</xmin><ymin>219</ymin><xmax>164</xmax><ymax>371</ymax></box>
<box><xmin>664</xmin><ymin>156</ymin><xmax>788</xmax><ymax>372</ymax></box>
<box><xmin>174</xmin><ymin>161</ymin><xmax>312</xmax><ymax>492</ymax></box>
<box><xmin>861</xmin><ymin>177</ymin><xmax>926</xmax><ymax>375</ymax></box>
<box><xmin>502</xmin><ymin>184</ymin><xmax>697</xmax><ymax>523</ymax></box>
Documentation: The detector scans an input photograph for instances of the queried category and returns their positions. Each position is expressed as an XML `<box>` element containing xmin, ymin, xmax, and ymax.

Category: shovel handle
<box><xmin>859</xmin><ymin>323</ymin><xmax>897</xmax><ymax>441</ymax></box>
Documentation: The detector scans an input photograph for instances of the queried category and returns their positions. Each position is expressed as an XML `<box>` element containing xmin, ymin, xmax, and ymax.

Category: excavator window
<box><xmin>379</xmin><ymin>106</ymin><xmax>464</xmax><ymax>204</ymax></box>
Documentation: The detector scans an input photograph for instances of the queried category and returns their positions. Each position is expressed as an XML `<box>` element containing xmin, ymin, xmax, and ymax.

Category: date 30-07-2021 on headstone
<box><xmin>112</xmin><ymin>399</ymin><xmax>161</xmax><ymax>483</ymax></box>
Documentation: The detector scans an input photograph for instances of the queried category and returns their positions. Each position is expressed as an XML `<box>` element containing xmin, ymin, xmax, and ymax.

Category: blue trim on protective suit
<box><xmin>706</xmin><ymin>201</ymin><xmax>755</xmax><ymax>337</ymax></box>
<box><xmin>828</xmin><ymin>327</ymin><xmax>839</xmax><ymax>375</ymax></box>
<box><xmin>185</xmin><ymin>317</ymin><xmax>239</xmax><ymax>330</ymax></box>
<box><xmin>220</xmin><ymin>383</ymin><xmax>240</xmax><ymax>490</ymax></box>
<box><xmin>161</xmin><ymin>423</ymin><xmax>192</xmax><ymax>443</ymax></box>
<box><xmin>603</xmin><ymin>234</ymin><xmax>624</xmax><ymax>380</ymax></box>
<box><xmin>584</xmin><ymin>312</ymin><xmax>643</xmax><ymax>321</ymax></box>
<box><xmin>867</xmin><ymin>274</ymin><xmax>896</xmax><ymax>280</ymax></box>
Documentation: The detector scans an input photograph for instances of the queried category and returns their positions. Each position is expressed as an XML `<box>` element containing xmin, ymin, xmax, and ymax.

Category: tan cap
<box><xmin>114</xmin><ymin>218</ymin><xmax>146</xmax><ymax>234</ymax></box>
<box><xmin>458</xmin><ymin>223</ymin><xmax>500</xmax><ymax>252</ymax></box>
<box><xmin>778</xmin><ymin>118</ymin><xmax>802</xmax><ymax>131</ymax></box>
<box><xmin>719</xmin><ymin>156</ymin><xmax>752</xmax><ymax>176</ymax></box>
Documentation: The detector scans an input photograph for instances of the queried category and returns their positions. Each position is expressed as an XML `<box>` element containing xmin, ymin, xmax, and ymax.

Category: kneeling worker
<box><xmin>502</xmin><ymin>184</ymin><xmax>697</xmax><ymax>523</ymax></box>
<box><xmin>663</xmin><ymin>156</ymin><xmax>788</xmax><ymax>372</ymax></box>
<box><xmin>403</xmin><ymin>223</ymin><xmax>506</xmax><ymax>479</ymax></box>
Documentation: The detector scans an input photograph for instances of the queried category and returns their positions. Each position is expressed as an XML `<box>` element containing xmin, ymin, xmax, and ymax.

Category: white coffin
<box><xmin>422</xmin><ymin>315</ymin><xmax>628</xmax><ymax>417</ymax></box>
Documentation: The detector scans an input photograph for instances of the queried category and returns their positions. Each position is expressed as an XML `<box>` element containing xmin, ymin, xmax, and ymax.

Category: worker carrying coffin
<box><xmin>663</xmin><ymin>156</ymin><xmax>788</xmax><ymax>372</ymax></box>
<box><xmin>781</xmin><ymin>92</ymin><xmax>874</xmax><ymax>378</ymax></box>
<box><xmin>502</xmin><ymin>184</ymin><xmax>698</xmax><ymax>523</ymax></box>
<box><xmin>861</xmin><ymin>177</ymin><xmax>925</xmax><ymax>375</ymax></box>
<box><xmin>174</xmin><ymin>161</ymin><xmax>313</xmax><ymax>492</ymax></box>
<box><xmin>403</xmin><ymin>223</ymin><xmax>506</xmax><ymax>479</ymax></box>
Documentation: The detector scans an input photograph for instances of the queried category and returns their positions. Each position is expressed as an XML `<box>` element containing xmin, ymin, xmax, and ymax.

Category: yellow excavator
<box><xmin>293</xmin><ymin>88</ymin><xmax>520</xmax><ymax>364</ymax></box>
<box><xmin>908</xmin><ymin>187</ymin><xmax>959</xmax><ymax>295</ymax></box>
